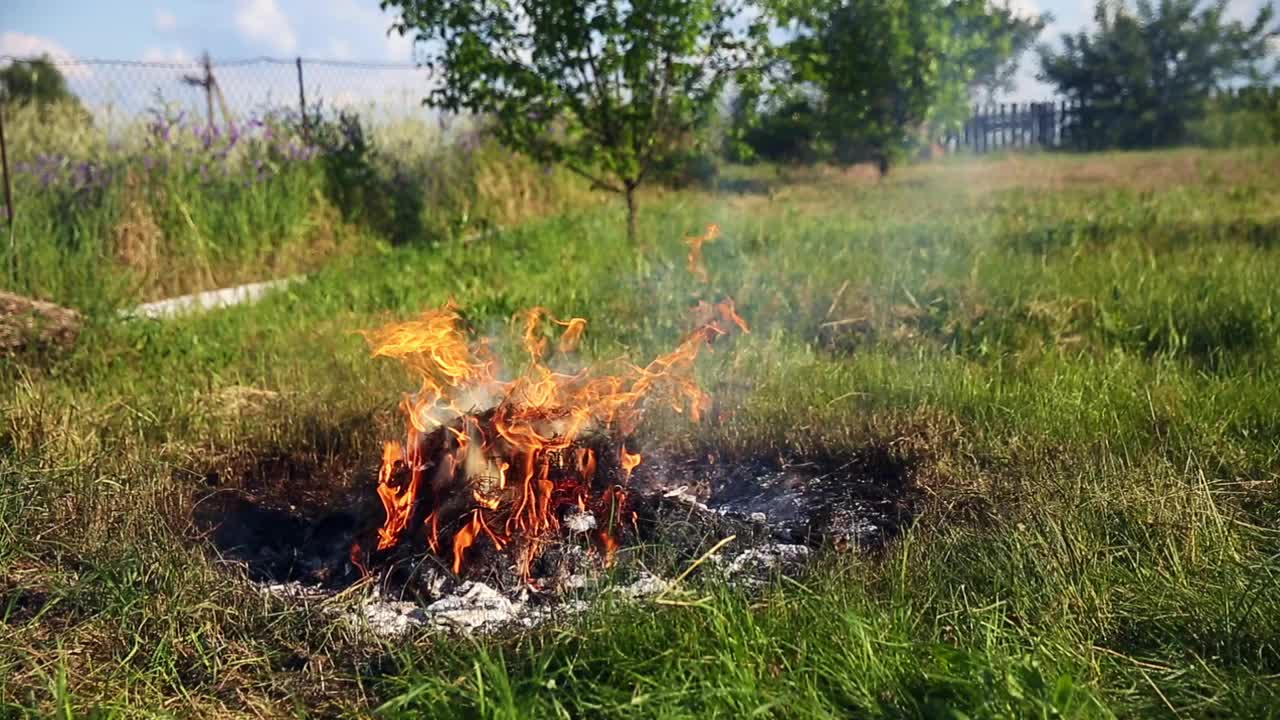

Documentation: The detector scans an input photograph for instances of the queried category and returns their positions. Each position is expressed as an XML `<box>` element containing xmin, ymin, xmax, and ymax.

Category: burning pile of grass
<box><xmin>349</xmin><ymin>288</ymin><xmax>749</xmax><ymax>585</ymax></box>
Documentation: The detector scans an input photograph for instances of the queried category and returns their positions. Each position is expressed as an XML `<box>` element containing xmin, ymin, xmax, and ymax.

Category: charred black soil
<box><xmin>191</xmin><ymin>443</ymin><xmax>920</xmax><ymax>594</ymax></box>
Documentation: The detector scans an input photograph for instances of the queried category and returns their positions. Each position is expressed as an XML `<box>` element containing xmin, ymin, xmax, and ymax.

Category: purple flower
<box><xmin>76</xmin><ymin>162</ymin><xmax>94</xmax><ymax>188</ymax></box>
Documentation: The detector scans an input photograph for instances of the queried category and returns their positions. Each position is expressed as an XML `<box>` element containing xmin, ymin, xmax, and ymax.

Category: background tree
<box><xmin>957</xmin><ymin>1</ymin><xmax>1050</xmax><ymax>99</ymax></box>
<box><xmin>1039</xmin><ymin>0</ymin><xmax>1278</xmax><ymax>149</ymax></box>
<box><xmin>0</xmin><ymin>56</ymin><xmax>83</xmax><ymax>108</ymax></box>
<box><xmin>382</xmin><ymin>0</ymin><xmax>763</xmax><ymax>242</ymax></box>
<box><xmin>731</xmin><ymin>0</ymin><xmax>1045</xmax><ymax>171</ymax></box>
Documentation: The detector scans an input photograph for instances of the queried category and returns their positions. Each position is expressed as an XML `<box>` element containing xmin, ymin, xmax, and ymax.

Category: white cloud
<box><xmin>235</xmin><ymin>0</ymin><xmax>297</xmax><ymax>54</ymax></box>
<box><xmin>0</xmin><ymin>31</ymin><xmax>91</xmax><ymax>78</ymax></box>
<box><xmin>324</xmin><ymin>0</ymin><xmax>414</xmax><ymax>61</ymax></box>
<box><xmin>142</xmin><ymin>47</ymin><xmax>193</xmax><ymax>64</ymax></box>
<box><xmin>155</xmin><ymin>8</ymin><xmax>178</xmax><ymax>32</ymax></box>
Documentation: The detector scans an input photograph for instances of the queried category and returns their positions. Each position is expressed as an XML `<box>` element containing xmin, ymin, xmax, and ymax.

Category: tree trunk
<box><xmin>624</xmin><ymin>183</ymin><xmax>638</xmax><ymax>244</ymax></box>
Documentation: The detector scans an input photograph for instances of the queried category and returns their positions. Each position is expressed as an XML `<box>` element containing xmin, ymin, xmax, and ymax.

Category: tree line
<box><xmin>5</xmin><ymin>1</ymin><xmax>1276</xmax><ymax>241</ymax></box>
<box><xmin>377</xmin><ymin>0</ymin><xmax>1276</xmax><ymax>240</ymax></box>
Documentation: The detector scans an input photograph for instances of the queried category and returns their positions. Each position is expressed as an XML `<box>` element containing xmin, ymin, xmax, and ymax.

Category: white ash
<box><xmin>360</xmin><ymin>598</ymin><xmax>429</xmax><ymax>637</ymax></box>
<box><xmin>661</xmin><ymin>485</ymin><xmax>710</xmax><ymax>512</ymax></box>
<box><xmin>259</xmin><ymin>581</ymin><xmax>332</xmax><ymax>601</ymax></box>
<box><xmin>563</xmin><ymin>509</ymin><xmax>598</xmax><ymax>534</ymax></box>
<box><xmin>256</xmin><ymin>545</ymin><xmax>813</xmax><ymax>638</ymax></box>
<box><xmin>560</xmin><ymin>573</ymin><xmax>591</xmax><ymax>590</ymax></box>
<box><xmin>420</xmin><ymin>581</ymin><xmax>526</xmax><ymax>631</ymax></box>
<box><xmin>716</xmin><ymin>543</ymin><xmax>811</xmax><ymax>578</ymax></box>
<box><xmin>607</xmin><ymin>572</ymin><xmax>671</xmax><ymax>599</ymax></box>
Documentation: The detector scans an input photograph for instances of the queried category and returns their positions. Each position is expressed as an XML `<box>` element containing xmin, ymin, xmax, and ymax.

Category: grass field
<box><xmin>3</xmin><ymin>148</ymin><xmax>1280</xmax><ymax>718</ymax></box>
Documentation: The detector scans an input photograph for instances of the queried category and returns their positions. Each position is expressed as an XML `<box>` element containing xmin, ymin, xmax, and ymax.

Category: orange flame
<box><xmin>620</xmin><ymin>447</ymin><xmax>642</xmax><ymax>479</ymax></box>
<box><xmin>359</xmin><ymin>281</ymin><xmax>746</xmax><ymax>579</ymax></box>
<box><xmin>453</xmin><ymin>511</ymin><xmax>480</xmax><ymax>574</ymax></box>
<box><xmin>687</xmin><ymin>224</ymin><xmax>720</xmax><ymax>283</ymax></box>
<box><xmin>374</xmin><ymin>441</ymin><xmax>414</xmax><ymax>550</ymax></box>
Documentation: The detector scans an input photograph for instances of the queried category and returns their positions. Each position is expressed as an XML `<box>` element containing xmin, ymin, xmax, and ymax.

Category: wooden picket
<box><xmin>951</xmin><ymin>87</ymin><xmax>1279</xmax><ymax>153</ymax></box>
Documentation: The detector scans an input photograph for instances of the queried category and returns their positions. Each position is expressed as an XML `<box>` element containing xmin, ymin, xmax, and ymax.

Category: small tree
<box><xmin>0</xmin><ymin>55</ymin><xmax>85</xmax><ymax>109</ymax></box>
<box><xmin>1039</xmin><ymin>0</ymin><xmax>1278</xmax><ymax>149</ymax></box>
<box><xmin>382</xmin><ymin>0</ymin><xmax>762</xmax><ymax>242</ymax></box>
<box><xmin>741</xmin><ymin>0</ymin><xmax>1045</xmax><ymax>172</ymax></box>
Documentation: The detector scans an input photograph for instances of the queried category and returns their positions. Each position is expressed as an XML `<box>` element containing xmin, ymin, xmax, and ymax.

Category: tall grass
<box><xmin>1</xmin><ymin>102</ymin><xmax>593</xmax><ymax>311</ymax></box>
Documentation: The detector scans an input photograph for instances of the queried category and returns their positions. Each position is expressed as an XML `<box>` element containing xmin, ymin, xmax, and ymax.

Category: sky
<box><xmin>0</xmin><ymin>0</ymin><xmax>1272</xmax><ymax>114</ymax></box>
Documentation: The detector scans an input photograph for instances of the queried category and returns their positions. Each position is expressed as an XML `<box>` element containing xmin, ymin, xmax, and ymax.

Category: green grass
<box><xmin>3</xmin><ymin>148</ymin><xmax>1280</xmax><ymax>717</ymax></box>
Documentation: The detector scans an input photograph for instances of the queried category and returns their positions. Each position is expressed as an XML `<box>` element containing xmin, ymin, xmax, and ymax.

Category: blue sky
<box><xmin>1</xmin><ymin>0</ymin><xmax>1272</xmax><ymax>106</ymax></box>
<box><xmin>3</xmin><ymin>0</ymin><xmax>414</xmax><ymax>65</ymax></box>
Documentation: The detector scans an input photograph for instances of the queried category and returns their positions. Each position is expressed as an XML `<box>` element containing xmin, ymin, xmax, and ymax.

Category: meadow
<box><xmin>2</xmin><ymin>132</ymin><xmax>1279</xmax><ymax>717</ymax></box>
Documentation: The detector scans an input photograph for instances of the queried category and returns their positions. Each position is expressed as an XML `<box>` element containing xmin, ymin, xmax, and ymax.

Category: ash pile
<box><xmin>202</xmin><ymin>441</ymin><xmax>913</xmax><ymax>637</ymax></box>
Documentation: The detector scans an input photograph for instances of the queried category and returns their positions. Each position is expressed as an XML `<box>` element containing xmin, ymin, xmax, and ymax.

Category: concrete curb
<box><xmin>122</xmin><ymin>276</ymin><xmax>304</xmax><ymax>320</ymax></box>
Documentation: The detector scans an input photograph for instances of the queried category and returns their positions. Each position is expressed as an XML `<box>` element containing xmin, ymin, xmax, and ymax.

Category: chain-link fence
<box><xmin>0</xmin><ymin>55</ymin><xmax>440</xmax><ymax>129</ymax></box>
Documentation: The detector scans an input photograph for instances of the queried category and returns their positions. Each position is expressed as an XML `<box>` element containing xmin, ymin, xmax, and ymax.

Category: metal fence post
<box><xmin>202</xmin><ymin>52</ymin><xmax>214</xmax><ymax>128</ymax></box>
<box><xmin>296</xmin><ymin>56</ymin><xmax>310</xmax><ymax>143</ymax></box>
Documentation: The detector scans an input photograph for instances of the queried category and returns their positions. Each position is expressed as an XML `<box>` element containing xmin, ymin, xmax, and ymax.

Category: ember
<box><xmin>351</xmin><ymin>263</ymin><xmax>748</xmax><ymax>582</ymax></box>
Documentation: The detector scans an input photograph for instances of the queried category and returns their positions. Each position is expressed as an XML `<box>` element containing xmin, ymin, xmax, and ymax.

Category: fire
<box><xmin>686</xmin><ymin>224</ymin><xmax>720</xmax><ymax>284</ymax></box>
<box><xmin>620</xmin><ymin>447</ymin><xmax>642</xmax><ymax>479</ymax></box>
<box><xmin>374</xmin><ymin>441</ymin><xmax>411</xmax><ymax>549</ymax></box>
<box><xmin>355</xmin><ymin>231</ymin><xmax>747</xmax><ymax>580</ymax></box>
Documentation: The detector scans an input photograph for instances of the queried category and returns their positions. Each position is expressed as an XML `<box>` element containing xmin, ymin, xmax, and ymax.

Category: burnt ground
<box><xmin>191</xmin><ymin>443</ymin><xmax>919</xmax><ymax>600</ymax></box>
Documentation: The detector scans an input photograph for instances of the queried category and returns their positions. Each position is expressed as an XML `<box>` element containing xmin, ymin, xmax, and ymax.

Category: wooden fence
<box><xmin>950</xmin><ymin>87</ymin><xmax>1280</xmax><ymax>153</ymax></box>
<box><xmin>950</xmin><ymin>101</ymin><xmax>1081</xmax><ymax>152</ymax></box>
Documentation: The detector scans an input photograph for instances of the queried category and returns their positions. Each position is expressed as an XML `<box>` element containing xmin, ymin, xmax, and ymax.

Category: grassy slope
<box><xmin>3</xmin><ymin>149</ymin><xmax>1280</xmax><ymax>718</ymax></box>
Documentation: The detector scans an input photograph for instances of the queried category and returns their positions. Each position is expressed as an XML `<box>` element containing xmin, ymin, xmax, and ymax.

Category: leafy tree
<box><xmin>382</xmin><ymin>0</ymin><xmax>763</xmax><ymax>242</ymax></box>
<box><xmin>958</xmin><ymin>2</ymin><xmax>1050</xmax><ymax>99</ymax></box>
<box><xmin>1038</xmin><ymin>0</ymin><xmax>1278</xmax><ymax>149</ymax></box>
<box><xmin>733</xmin><ymin>0</ymin><xmax>1046</xmax><ymax>171</ymax></box>
<box><xmin>726</xmin><ymin>94</ymin><xmax>824</xmax><ymax>163</ymax></box>
<box><xmin>0</xmin><ymin>56</ymin><xmax>81</xmax><ymax>107</ymax></box>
